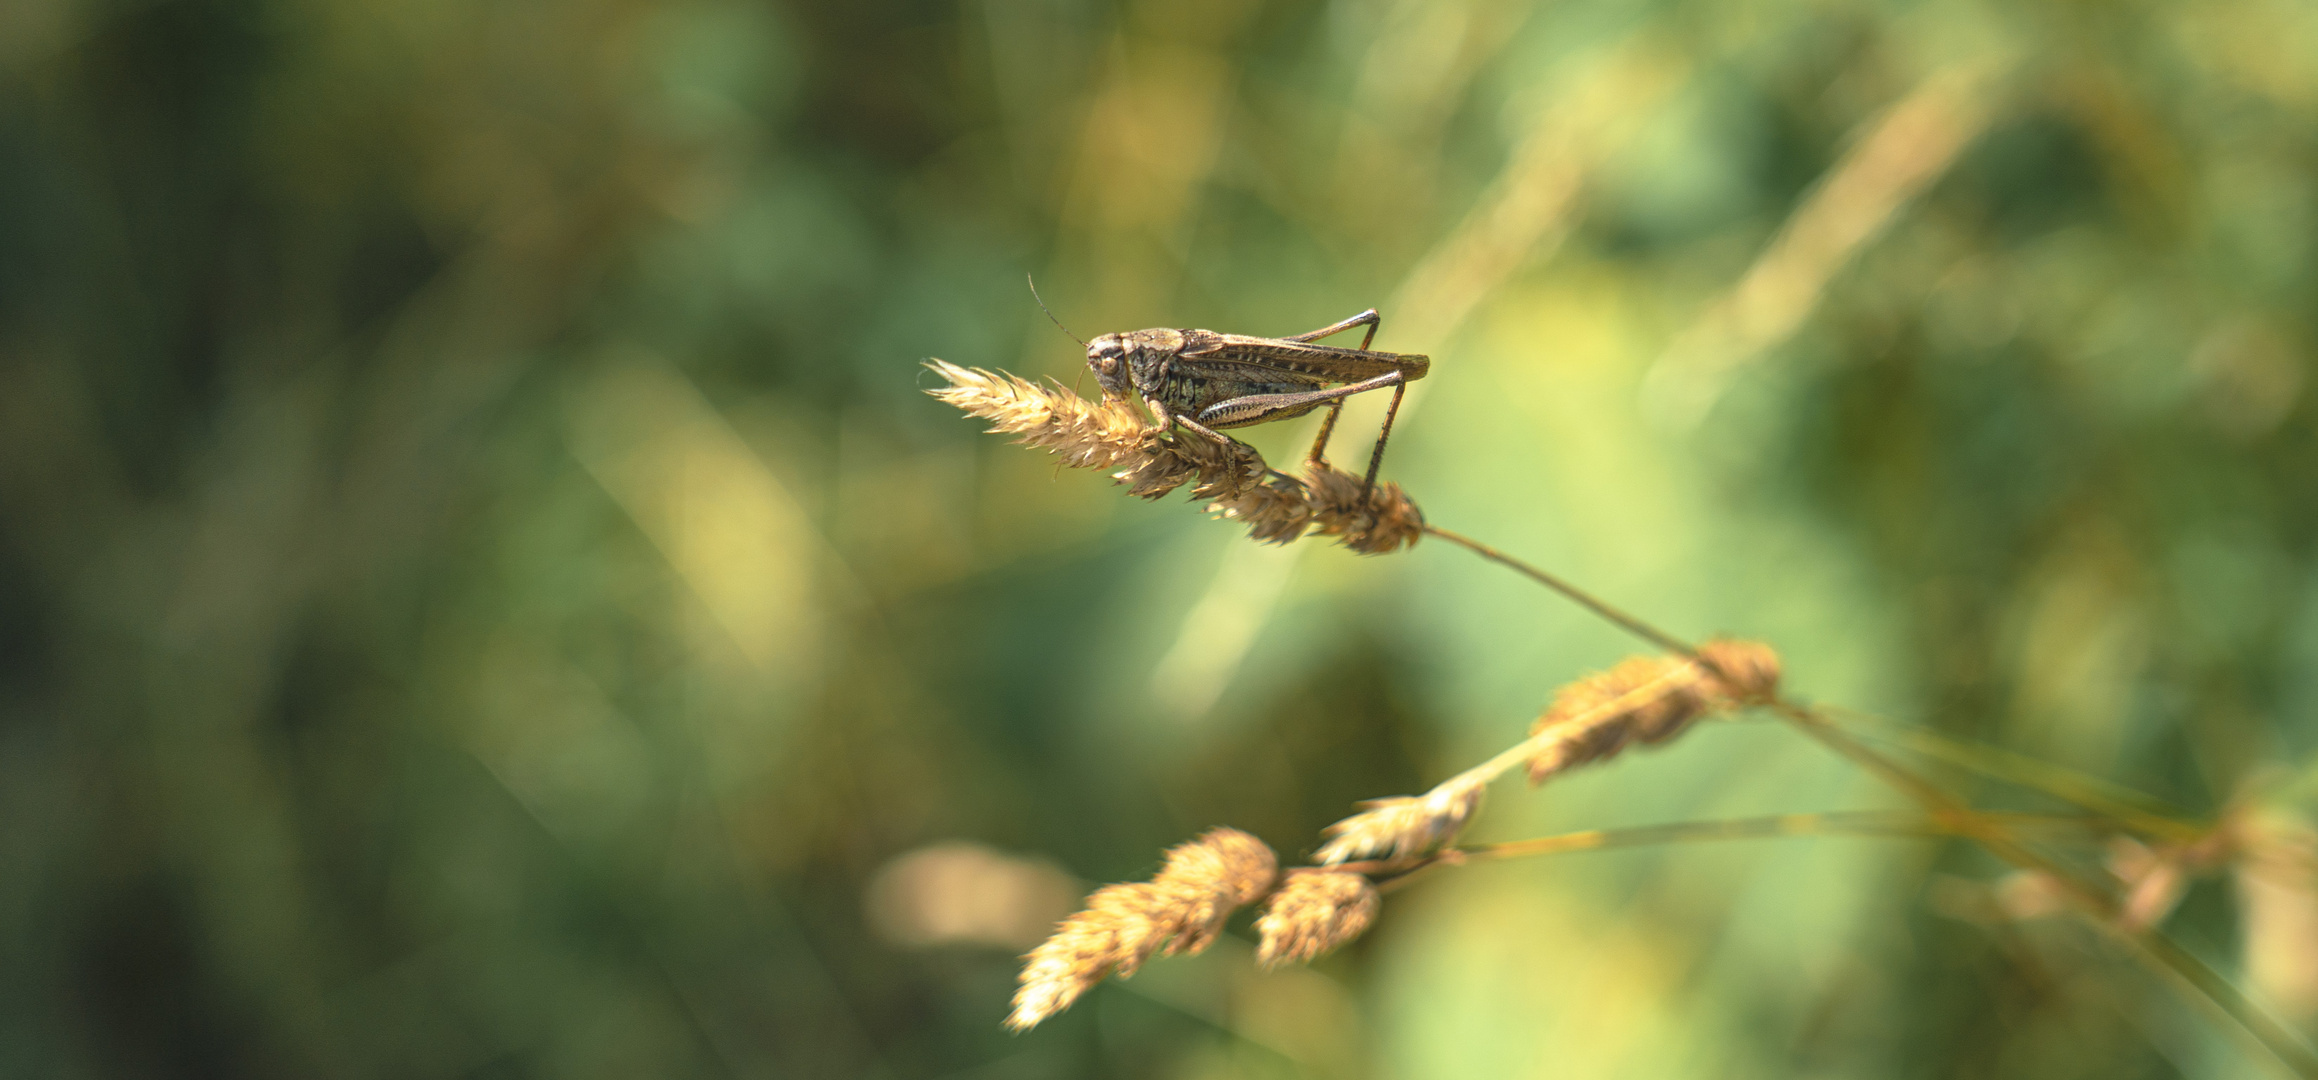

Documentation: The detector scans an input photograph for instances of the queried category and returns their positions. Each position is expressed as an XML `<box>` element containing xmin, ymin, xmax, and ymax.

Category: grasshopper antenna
<box><xmin>1029</xmin><ymin>274</ymin><xmax>1092</xmax><ymax>480</ymax></box>
<box><xmin>1029</xmin><ymin>274</ymin><xmax>1086</xmax><ymax>347</ymax></box>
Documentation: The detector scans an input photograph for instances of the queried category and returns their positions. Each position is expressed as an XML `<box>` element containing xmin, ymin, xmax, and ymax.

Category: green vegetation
<box><xmin>3</xmin><ymin>0</ymin><xmax>2315</xmax><ymax>1077</ymax></box>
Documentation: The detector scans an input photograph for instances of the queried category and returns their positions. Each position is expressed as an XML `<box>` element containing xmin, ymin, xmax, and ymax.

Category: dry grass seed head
<box><xmin>1005</xmin><ymin>882</ymin><xmax>1167</xmax><ymax>1031</ymax></box>
<box><xmin>1256</xmin><ymin>870</ymin><xmax>1381</xmax><ymax>968</ymax></box>
<box><xmin>1006</xmin><ymin>828</ymin><xmax>1277</xmax><ymax>1031</ymax></box>
<box><xmin>1695</xmin><ymin>638</ymin><xmax>1782</xmax><ymax>702</ymax></box>
<box><xmin>1526</xmin><ymin>656</ymin><xmax>1705</xmax><ymax>782</ymax></box>
<box><xmin>1301</xmin><ymin>463</ymin><xmax>1424</xmax><ymax>554</ymax></box>
<box><xmin>1118</xmin><ymin>429</ymin><xmax>1268</xmax><ymax>501</ymax></box>
<box><xmin>1208</xmin><ymin>475</ymin><xmax>1316</xmax><ymax>544</ymax></box>
<box><xmin>1526</xmin><ymin>638</ymin><xmax>1782</xmax><ymax>784</ymax></box>
<box><xmin>1313</xmin><ymin>772</ymin><xmax>1487</xmax><ymax>865</ymax></box>
<box><xmin>924</xmin><ymin>361</ymin><xmax>1150</xmax><ymax>470</ymax></box>
<box><xmin>1212</xmin><ymin>462</ymin><xmax>1424</xmax><ymax>553</ymax></box>
<box><xmin>1151</xmin><ymin>826</ymin><xmax>1279</xmax><ymax>953</ymax></box>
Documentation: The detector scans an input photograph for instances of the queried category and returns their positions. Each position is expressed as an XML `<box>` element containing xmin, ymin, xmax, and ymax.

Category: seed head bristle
<box><xmin>1313</xmin><ymin>772</ymin><xmax>1486</xmax><ymax>865</ymax></box>
<box><xmin>1006</xmin><ymin>827</ymin><xmax>1277</xmax><ymax>1031</ymax></box>
<box><xmin>1524</xmin><ymin>638</ymin><xmax>1783</xmax><ymax>784</ymax></box>
<box><xmin>1255</xmin><ymin>870</ymin><xmax>1381</xmax><ymax>968</ymax></box>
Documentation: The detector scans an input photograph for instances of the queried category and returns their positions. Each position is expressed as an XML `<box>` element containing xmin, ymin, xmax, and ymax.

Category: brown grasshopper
<box><xmin>1077</xmin><ymin>308</ymin><xmax>1430</xmax><ymax>494</ymax></box>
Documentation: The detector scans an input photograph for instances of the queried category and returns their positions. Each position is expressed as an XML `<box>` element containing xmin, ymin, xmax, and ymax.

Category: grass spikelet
<box><xmin>1115</xmin><ymin>428</ymin><xmax>1267</xmax><ymax>501</ymax></box>
<box><xmin>924</xmin><ymin>360</ymin><xmax>1149</xmax><ymax>470</ymax></box>
<box><xmin>1313</xmin><ymin>772</ymin><xmax>1487</xmax><ymax>864</ymax></box>
<box><xmin>1207</xmin><ymin>474</ymin><xmax>1315</xmax><ymax>543</ymax></box>
<box><xmin>1255</xmin><ymin>870</ymin><xmax>1380</xmax><ymax>967</ymax></box>
<box><xmin>1151</xmin><ymin>826</ymin><xmax>1279</xmax><ymax>952</ymax></box>
<box><xmin>1302</xmin><ymin>464</ymin><xmax>1424</xmax><ymax>554</ymax></box>
<box><xmin>1207</xmin><ymin>463</ymin><xmax>1425</xmax><ymax>552</ymax></box>
<box><xmin>1696</xmin><ymin>637</ymin><xmax>1782</xmax><ymax>702</ymax></box>
<box><xmin>1007</xmin><ymin>827</ymin><xmax>1277</xmax><ymax>1031</ymax></box>
<box><xmin>1525</xmin><ymin>638</ymin><xmax>1782</xmax><ymax>784</ymax></box>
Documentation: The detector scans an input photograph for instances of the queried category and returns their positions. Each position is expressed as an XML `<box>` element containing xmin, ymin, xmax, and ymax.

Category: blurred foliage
<box><xmin>3</xmin><ymin>0</ymin><xmax>2317</xmax><ymax>1077</ymax></box>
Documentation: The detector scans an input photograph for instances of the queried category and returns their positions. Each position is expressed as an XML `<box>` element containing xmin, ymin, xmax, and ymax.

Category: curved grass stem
<box><xmin>1459</xmin><ymin>809</ymin><xmax>2090</xmax><ymax>860</ymax></box>
<box><xmin>1430</xmin><ymin>521</ymin><xmax>2318</xmax><ymax>1079</ymax></box>
<box><xmin>1825</xmin><ymin>705</ymin><xmax>2204</xmax><ymax>841</ymax></box>
<box><xmin>2126</xmin><ymin>929</ymin><xmax>2318</xmax><ymax>1079</ymax></box>
<box><xmin>1422</xmin><ymin>525</ymin><xmax>1699</xmax><ymax>657</ymax></box>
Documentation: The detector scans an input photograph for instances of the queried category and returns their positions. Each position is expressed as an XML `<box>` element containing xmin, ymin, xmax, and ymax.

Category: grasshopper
<box><xmin>1079</xmin><ymin>309</ymin><xmax>1430</xmax><ymax>494</ymax></box>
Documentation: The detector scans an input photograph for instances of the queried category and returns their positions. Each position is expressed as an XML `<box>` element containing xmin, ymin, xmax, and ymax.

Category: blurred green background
<box><xmin>5</xmin><ymin>0</ymin><xmax>2318</xmax><ymax>1076</ymax></box>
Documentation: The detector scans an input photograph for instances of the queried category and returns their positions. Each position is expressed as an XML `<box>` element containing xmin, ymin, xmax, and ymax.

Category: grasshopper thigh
<box><xmin>1196</xmin><ymin>370</ymin><xmax>1406</xmax><ymax>429</ymax></box>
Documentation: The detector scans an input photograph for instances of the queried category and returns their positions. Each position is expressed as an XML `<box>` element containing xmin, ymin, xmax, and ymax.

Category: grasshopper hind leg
<box><xmin>1286</xmin><ymin>308</ymin><xmax>1381</xmax><ymax>350</ymax></box>
<box><xmin>1360</xmin><ymin>381</ymin><xmax>1408</xmax><ymax>498</ymax></box>
<box><xmin>1281</xmin><ymin>308</ymin><xmax>1397</xmax><ymax>485</ymax></box>
<box><xmin>1195</xmin><ymin>371</ymin><xmax>1409</xmax><ymax>491</ymax></box>
<box><xmin>1307</xmin><ymin>401</ymin><xmax>1344</xmax><ymax>466</ymax></box>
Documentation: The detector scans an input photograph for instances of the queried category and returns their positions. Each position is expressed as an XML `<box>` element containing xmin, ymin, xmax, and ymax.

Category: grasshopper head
<box><xmin>1085</xmin><ymin>334</ymin><xmax>1132</xmax><ymax>398</ymax></box>
<box><xmin>1087</xmin><ymin>328</ymin><xmax>1184</xmax><ymax>399</ymax></box>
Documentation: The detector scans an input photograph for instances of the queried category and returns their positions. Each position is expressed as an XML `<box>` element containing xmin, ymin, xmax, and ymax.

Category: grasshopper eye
<box><xmin>1085</xmin><ymin>340</ymin><xmax>1129</xmax><ymax>394</ymax></box>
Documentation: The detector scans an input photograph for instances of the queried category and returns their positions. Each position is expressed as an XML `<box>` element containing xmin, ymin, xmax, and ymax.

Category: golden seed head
<box><xmin>1005</xmin><ymin>882</ymin><xmax>1165</xmax><ymax>1031</ymax></box>
<box><xmin>1525</xmin><ymin>656</ymin><xmax>1703</xmax><ymax>783</ymax></box>
<box><xmin>1148</xmin><ymin>827</ymin><xmax>1280</xmax><ymax>955</ymax></box>
<box><xmin>1522</xmin><ymin>639</ymin><xmax>1783</xmax><ymax>785</ymax></box>
<box><xmin>1159</xmin><ymin>827</ymin><xmax>1278</xmax><ymax>907</ymax></box>
<box><xmin>1115</xmin><ymin>431</ymin><xmax>1267</xmax><ymax>501</ymax></box>
<box><xmin>1255</xmin><ymin>870</ymin><xmax>1381</xmax><ymax>968</ymax></box>
<box><xmin>1207</xmin><ymin>476</ymin><xmax>1316</xmax><ymax>544</ymax></box>
<box><xmin>1005</xmin><ymin>828</ymin><xmax>1278</xmax><ymax>1031</ymax></box>
<box><xmin>1697</xmin><ymin>638</ymin><xmax>1782</xmax><ymax>702</ymax></box>
<box><xmin>1313</xmin><ymin>772</ymin><xmax>1486</xmax><ymax>864</ymax></box>
<box><xmin>924</xmin><ymin>361</ymin><xmax>1151</xmax><ymax>470</ymax></box>
<box><xmin>1300</xmin><ymin>463</ymin><xmax>1424</xmax><ymax>554</ymax></box>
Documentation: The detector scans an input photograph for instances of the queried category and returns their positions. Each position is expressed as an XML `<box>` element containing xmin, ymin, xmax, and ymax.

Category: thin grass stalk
<box><xmin>1434</xmin><ymin>527</ymin><xmax>2313</xmax><ymax>1077</ymax></box>
<box><xmin>1426</xmin><ymin>509</ymin><xmax>2306</xmax><ymax>1072</ymax></box>
<box><xmin>1459</xmin><ymin>810</ymin><xmax>2104</xmax><ymax>860</ymax></box>
<box><xmin>1425</xmin><ymin>516</ymin><xmax>2097</xmax><ymax>883</ymax></box>
<box><xmin>1827</xmin><ymin>706</ymin><xmax>2205</xmax><ymax>842</ymax></box>
<box><xmin>1421</xmin><ymin>525</ymin><xmax>1698</xmax><ymax>657</ymax></box>
<box><xmin>1432</xmin><ymin>520</ymin><xmax>2197</xmax><ymax>842</ymax></box>
<box><xmin>1345</xmin><ymin>810</ymin><xmax>2109</xmax><ymax>896</ymax></box>
<box><xmin>2124</xmin><ymin>928</ymin><xmax>2318</xmax><ymax>1080</ymax></box>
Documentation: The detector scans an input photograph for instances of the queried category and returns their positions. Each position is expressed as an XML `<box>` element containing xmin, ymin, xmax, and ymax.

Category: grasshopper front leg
<box><xmin>1143</xmin><ymin>397</ymin><xmax>1238</xmax><ymax>451</ymax></box>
